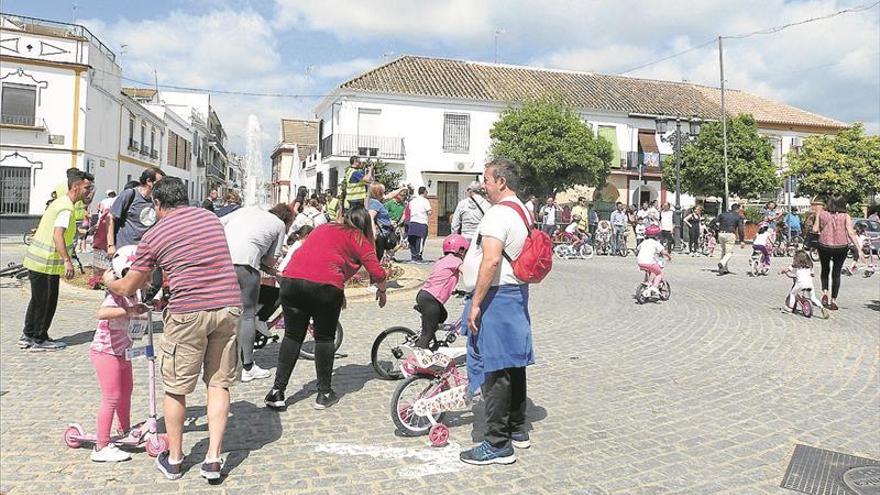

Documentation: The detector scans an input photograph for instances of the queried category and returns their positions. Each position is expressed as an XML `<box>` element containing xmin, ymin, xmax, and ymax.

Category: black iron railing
<box><xmin>320</xmin><ymin>134</ymin><xmax>404</xmax><ymax>160</ymax></box>
<box><xmin>1</xmin><ymin>115</ymin><xmax>36</xmax><ymax>126</ymax></box>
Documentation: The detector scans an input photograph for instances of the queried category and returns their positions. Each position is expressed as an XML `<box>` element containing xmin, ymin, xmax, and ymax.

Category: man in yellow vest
<box><xmin>570</xmin><ymin>197</ymin><xmax>590</xmax><ymax>234</ymax></box>
<box><xmin>21</xmin><ymin>169</ymin><xmax>94</xmax><ymax>351</ymax></box>
<box><xmin>342</xmin><ymin>155</ymin><xmax>372</xmax><ymax>212</ymax></box>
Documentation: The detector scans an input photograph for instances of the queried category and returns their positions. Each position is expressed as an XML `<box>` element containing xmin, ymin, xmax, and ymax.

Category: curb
<box><xmin>345</xmin><ymin>263</ymin><xmax>427</xmax><ymax>303</ymax></box>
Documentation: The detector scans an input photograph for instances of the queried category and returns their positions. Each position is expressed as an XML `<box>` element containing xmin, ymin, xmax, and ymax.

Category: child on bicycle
<box><xmin>844</xmin><ymin>225</ymin><xmax>876</xmax><ymax>276</ymax></box>
<box><xmin>89</xmin><ymin>245</ymin><xmax>148</xmax><ymax>462</ymax></box>
<box><xmin>563</xmin><ymin>216</ymin><xmax>583</xmax><ymax>244</ymax></box>
<box><xmin>780</xmin><ymin>250</ymin><xmax>824</xmax><ymax>314</ymax></box>
<box><xmin>637</xmin><ymin>225</ymin><xmax>672</xmax><ymax>295</ymax></box>
<box><xmin>752</xmin><ymin>224</ymin><xmax>772</xmax><ymax>268</ymax></box>
<box><xmin>414</xmin><ymin>234</ymin><xmax>470</xmax><ymax>348</ymax></box>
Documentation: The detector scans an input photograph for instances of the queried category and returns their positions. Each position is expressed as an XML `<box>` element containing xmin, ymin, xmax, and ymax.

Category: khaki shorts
<box><xmin>160</xmin><ymin>307</ymin><xmax>241</xmax><ymax>395</ymax></box>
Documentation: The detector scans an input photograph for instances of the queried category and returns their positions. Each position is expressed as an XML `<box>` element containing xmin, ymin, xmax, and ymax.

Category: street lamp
<box><xmin>656</xmin><ymin>114</ymin><xmax>701</xmax><ymax>250</ymax></box>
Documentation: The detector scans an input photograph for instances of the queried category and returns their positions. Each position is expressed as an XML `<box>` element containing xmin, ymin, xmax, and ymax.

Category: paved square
<box><xmin>1</xmin><ymin>242</ymin><xmax>878</xmax><ymax>494</ymax></box>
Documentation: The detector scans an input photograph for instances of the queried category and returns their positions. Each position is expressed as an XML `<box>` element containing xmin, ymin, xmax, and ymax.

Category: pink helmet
<box><xmin>442</xmin><ymin>234</ymin><xmax>470</xmax><ymax>254</ymax></box>
<box><xmin>645</xmin><ymin>225</ymin><xmax>661</xmax><ymax>238</ymax></box>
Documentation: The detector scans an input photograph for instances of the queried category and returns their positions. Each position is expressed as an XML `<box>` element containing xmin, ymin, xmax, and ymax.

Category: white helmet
<box><xmin>111</xmin><ymin>245</ymin><xmax>138</xmax><ymax>279</ymax></box>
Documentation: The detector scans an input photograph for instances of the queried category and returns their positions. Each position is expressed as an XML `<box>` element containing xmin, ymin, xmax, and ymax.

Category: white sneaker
<box><xmin>241</xmin><ymin>364</ymin><xmax>272</xmax><ymax>382</ymax></box>
<box><xmin>91</xmin><ymin>444</ymin><xmax>131</xmax><ymax>462</ymax></box>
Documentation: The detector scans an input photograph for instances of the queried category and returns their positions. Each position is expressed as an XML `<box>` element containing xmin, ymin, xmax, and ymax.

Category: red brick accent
<box><xmin>428</xmin><ymin>196</ymin><xmax>439</xmax><ymax>237</ymax></box>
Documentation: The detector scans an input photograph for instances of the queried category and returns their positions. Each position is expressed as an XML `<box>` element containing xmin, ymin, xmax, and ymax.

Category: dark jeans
<box><xmin>482</xmin><ymin>367</ymin><xmax>528</xmax><ymax>449</ymax></box>
<box><xmin>273</xmin><ymin>278</ymin><xmax>344</xmax><ymax>394</ymax></box>
<box><xmin>817</xmin><ymin>245</ymin><xmax>848</xmax><ymax>299</ymax></box>
<box><xmin>415</xmin><ymin>290</ymin><xmax>447</xmax><ymax>348</ymax></box>
<box><xmin>589</xmin><ymin>223</ymin><xmax>597</xmax><ymax>240</ymax></box>
<box><xmin>660</xmin><ymin>230</ymin><xmax>674</xmax><ymax>251</ymax></box>
<box><xmin>257</xmin><ymin>285</ymin><xmax>280</xmax><ymax>322</ymax></box>
<box><xmin>23</xmin><ymin>270</ymin><xmax>60</xmax><ymax>340</ymax></box>
<box><xmin>408</xmin><ymin>222</ymin><xmax>428</xmax><ymax>261</ymax></box>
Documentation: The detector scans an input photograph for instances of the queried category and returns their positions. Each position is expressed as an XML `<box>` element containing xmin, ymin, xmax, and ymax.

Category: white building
<box><xmin>0</xmin><ymin>14</ymin><xmax>121</xmax><ymax>232</ymax></box>
<box><xmin>304</xmin><ymin>55</ymin><xmax>847</xmax><ymax>235</ymax></box>
<box><xmin>0</xmin><ymin>13</ymin><xmax>235</xmax><ymax>233</ymax></box>
<box><xmin>270</xmin><ymin>119</ymin><xmax>318</xmax><ymax>204</ymax></box>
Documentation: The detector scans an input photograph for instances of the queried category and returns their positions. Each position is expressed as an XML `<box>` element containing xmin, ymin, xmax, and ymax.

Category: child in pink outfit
<box><xmin>414</xmin><ymin>234</ymin><xmax>470</xmax><ymax>348</ymax></box>
<box><xmin>89</xmin><ymin>292</ymin><xmax>143</xmax><ymax>462</ymax></box>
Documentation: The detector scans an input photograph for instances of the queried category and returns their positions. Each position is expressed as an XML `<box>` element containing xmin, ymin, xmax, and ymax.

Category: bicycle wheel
<box><xmin>618</xmin><ymin>245</ymin><xmax>629</xmax><ymax>257</ymax></box>
<box><xmin>390</xmin><ymin>375</ymin><xmax>447</xmax><ymax>436</ymax></box>
<box><xmin>22</xmin><ymin>232</ymin><xmax>32</xmax><ymax>245</ymax></box>
<box><xmin>798</xmin><ymin>297</ymin><xmax>812</xmax><ymax>318</ymax></box>
<box><xmin>299</xmin><ymin>322</ymin><xmax>344</xmax><ymax>360</ymax></box>
<box><xmin>553</xmin><ymin>244</ymin><xmax>569</xmax><ymax>259</ymax></box>
<box><xmin>634</xmin><ymin>283</ymin><xmax>646</xmax><ymax>304</ymax></box>
<box><xmin>578</xmin><ymin>243</ymin><xmax>594</xmax><ymax>259</ymax></box>
<box><xmin>0</xmin><ymin>263</ymin><xmax>25</xmax><ymax>278</ymax></box>
<box><xmin>659</xmin><ymin>281</ymin><xmax>671</xmax><ymax>301</ymax></box>
<box><xmin>371</xmin><ymin>326</ymin><xmax>417</xmax><ymax>380</ymax></box>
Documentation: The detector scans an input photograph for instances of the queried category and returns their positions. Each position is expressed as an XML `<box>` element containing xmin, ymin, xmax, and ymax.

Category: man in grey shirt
<box><xmin>451</xmin><ymin>181</ymin><xmax>491</xmax><ymax>238</ymax></box>
<box><xmin>221</xmin><ymin>203</ymin><xmax>293</xmax><ymax>382</ymax></box>
<box><xmin>610</xmin><ymin>202</ymin><xmax>628</xmax><ymax>254</ymax></box>
<box><xmin>107</xmin><ymin>167</ymin><xmax>164</xmax><ymax>255</ymax></box>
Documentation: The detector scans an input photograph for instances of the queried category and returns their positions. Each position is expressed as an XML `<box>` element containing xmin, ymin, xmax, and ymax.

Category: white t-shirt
<box><xmin>525</xmin><ymin>201</ymin><xmax>535</xmax><ymax>214</ymax></box>
<box><xmin>753</xmin><ymin>231</ymin><xmax>771</xmax><ymax>247</ymax></box>
<box><xmin>461</xmin><ymin>196</ymin><xmax>529</xmax><ymax>291</ymax></box>
<box><xmin>794</xmin><ymin>267</ymin><xmax>814</xmax><ymax>288</ymax></box>
<box><xmin>55</xmin><ymin>210</ymin><xmax>72</xmax><ymax>228</ymax></box>
<box><xmin>542</xmin><ymin>205</ymin><xmax>557</xmax><ymax>226</ymax></box>
<box><xmin>637</xmin><ymin>238</ymin><xmax>665</xmax><ymax>265</ymax></box>
<box><xmin>221</xmin><ymin>207</ymin><xmax>286</xmax><ymax>271</ymax></box>
<box><xmin>660</xmin><ymin>210</ymin><xmax>674</xmax><ymax>231</ymax></box>
<box><xmin>564</xmin><ymin>222</ymin><xmax>578</xmax><ymax>234</ymax></box>
<box><xmin>277</xmin><ymin>240</ymin><xmax>303</xmax><ymax>274</ymax></box>
<box><xmin>409</xmin><ymin>195</ymin><xmax>432</xmax><ymax>225</ymax></box>
<box><xmin>647</xmin><ymin>207</ymin><xmax>659</xmax><ymax>224</ymax></box>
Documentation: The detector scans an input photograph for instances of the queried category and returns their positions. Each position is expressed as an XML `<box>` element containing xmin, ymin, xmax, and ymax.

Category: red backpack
<box><xmin>497</xmin><ymin>201</ymin><xmax>553</xmax><ymax>283</ymax></box>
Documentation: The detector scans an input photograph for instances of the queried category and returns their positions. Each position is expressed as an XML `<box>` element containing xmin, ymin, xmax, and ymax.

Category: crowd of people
<box><xmin>16</xmin><ymin>153</ymin><xmax>877</xmax><ymax>480</ymax></box>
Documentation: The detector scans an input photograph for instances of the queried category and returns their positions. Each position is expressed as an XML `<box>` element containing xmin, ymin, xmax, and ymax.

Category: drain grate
<box><xmin>781</xmin><ymin>444</ymin><xmax>880</xmax><ymax>495</ymax></box>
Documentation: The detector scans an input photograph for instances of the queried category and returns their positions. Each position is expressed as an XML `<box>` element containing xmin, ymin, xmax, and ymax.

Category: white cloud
<box><xmin>314</xmin><ymin>57</ymin><xmax>380</xmax><ymax>80</ymax></box>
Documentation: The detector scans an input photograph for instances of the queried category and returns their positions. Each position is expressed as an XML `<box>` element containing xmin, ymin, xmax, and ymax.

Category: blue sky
<box><xmin>4</xmin><ymin>0</ymin><xmax>878</xmax><ymax>162</ymax></box>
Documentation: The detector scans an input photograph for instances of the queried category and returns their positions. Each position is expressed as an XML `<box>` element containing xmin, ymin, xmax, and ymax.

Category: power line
<box><xmin>723</xmin><ymin>1</ymin><xmax>880</xmax><ymax>40</ymax></box>
<box><xmin>119</xmin><ymin>75</ymin><xmax>329</xmax><ymax>98</ymax></box>
<box><xmin>617</xmin><ymin>1</ymin><xmax>880</xmax><ymax>76</ymax></box>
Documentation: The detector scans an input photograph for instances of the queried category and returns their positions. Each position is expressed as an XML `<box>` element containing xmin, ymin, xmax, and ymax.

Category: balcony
<box><xmin>128</xmin><ymin>140</ymin><xmax>139</xmax><ymax>153</ymax></box>
<box><xmin>1</xmin><ymin>115</ymin><xmax>36</xmax><ymax>126</ymax></box>
<box><xmin>624</xmin><ymin>151</ymin><xmax>670</xmax><ymax>172</ymax></box>
<box><xmin>320</xmin><ymin>134</ymin><xmax>405</xmax><ymax>161</ymax></box>
<box><xmin>197</xmin><ymin>157</ymin><xmax>206</xmax><ymax>168</ymax></box>
<box><xmin>140</xmin><ymin>144</ymin><xmax>149</xmax><ymax>156</ymax></box>
<box><xmin>150</xmin><ymin>150</ymin><xmax>158</xmax><ymax>159</ymax></box>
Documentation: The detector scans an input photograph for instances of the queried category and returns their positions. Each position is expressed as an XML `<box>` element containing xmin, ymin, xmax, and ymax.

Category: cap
<box><xmin>105</xmin><ymin>189</ymin><xmax>116</xmax><ymax>195</ymax></box>
<box><xmin>467</xmin><ymin>181</ymin><xmax>482</xmax><ymax>192</ymax></box>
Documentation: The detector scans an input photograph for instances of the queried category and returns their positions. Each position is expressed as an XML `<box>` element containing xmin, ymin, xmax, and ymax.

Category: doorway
<box><xmin>436</xmin><ymin>181</ymin><xmax>459</xmax><ymax>236</ymax></box>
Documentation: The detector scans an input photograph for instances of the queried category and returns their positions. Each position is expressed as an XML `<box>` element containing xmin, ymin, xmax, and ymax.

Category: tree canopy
<box><xmin>489</xmin><ymin>98</ymin><xmax>612</xmax><ymax>197</ymax></box>
<box><xmin>670</xmin><ymin>114</ymin><xmax>778</xmax><ymax>201</ymax></box>
<box><xmin>785</xmin><ymin>123</ymin><xmax>880</xmax><ymax>203</ymax></box>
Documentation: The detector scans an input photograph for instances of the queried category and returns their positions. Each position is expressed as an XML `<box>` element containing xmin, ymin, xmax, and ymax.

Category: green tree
<box><xmin>669</xmin><ymin>114</ymin><xmax>778</xmax><ymax>201</ymax></box>
<box><xmin>785</xmin><ymin>123</ymin><xmax>880</xmax><ymax>203</ymax></box>
<box><xmin>365</xmin><ymin>159</ymin><xmax>404</xmax><ymax>190</ymax></box>
<box><xmin>489</xmin><ymin>98</ymin><xmax>613</xmax><ymax>196</ymax></box>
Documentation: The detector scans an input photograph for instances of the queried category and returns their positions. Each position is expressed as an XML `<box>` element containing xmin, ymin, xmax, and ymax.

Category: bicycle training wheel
<box><xmin>371</xmin><ymin>326</ymin><xmax>417</xmax><ymax>380</ymax></box>
<box><xmin>390</xmin><ymin>375</ymin><xmax>447</xmax><ymax>437</ymax></box>
<box><xmin>578</xmin><ymin>243</ymin><xmax>594</xmax><ymax>259</ymax></box>
<box><xmin>299</xmin><ymin>322</ymin><xmax>344</xmax><ymax>360</ymax></box>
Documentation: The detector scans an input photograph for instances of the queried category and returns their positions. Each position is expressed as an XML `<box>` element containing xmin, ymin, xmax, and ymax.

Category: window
<box><xmin>167</xmin><ymin>131</ymin><xmax>177</xmax><ymax>167</ymax></box>
<box><xmin>176</xmin><ymin>135</ymin><xmax>186</xmax><ymax>169</ymax></box>
<box><xmin>126</xmin><ymin>174</ymin><xmax>132</xmax><ymax>184</ymax></box>
<box><xmin>598</xmin><ymin>126</ymin><xmax>621</xmax><ymax>167</ymax></box>
<box><xmin>1</xmin><ymin>83</ymin><xmax>37</xmax><ymax>126</ymax></box>
<box><xmin>128</xmin><ymin>114</ymin><xmax>135</xmax><ymax>147</ymax></box>
<box><xmin>0</xmin><ymin>166</ymin><xmax>31</xmax><ymax>213</ymax></box>
<box><xmin>443</xmin><ymin>113</ymin><xmax>470</xmax><ymax>153</ymax></box>
<box><xmin>140</xmin><ymin>123</ymin><xmax>147</xmax><ymax>154</ymax></box>
<box><xmin>150</xmin><ymin>128</ymin><xmax>156</xmax><ymax>155</ymax></box>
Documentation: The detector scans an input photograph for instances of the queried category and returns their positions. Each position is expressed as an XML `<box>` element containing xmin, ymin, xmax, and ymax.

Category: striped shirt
<box><xmin>132</xmin><ymin>206</ymin><xmax>241</xmax><ymax>313</ymax></box>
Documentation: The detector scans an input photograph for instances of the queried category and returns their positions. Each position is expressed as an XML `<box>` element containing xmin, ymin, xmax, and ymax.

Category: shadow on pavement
<box><xmin>867</xmin><ymin>300</ymin><xmax>880</xmax><ymax>312</ymax></box>
<box><xmin>179</xmin><ymin>400</ymin><xmax>283</xmax><ymax>484</ymax></box>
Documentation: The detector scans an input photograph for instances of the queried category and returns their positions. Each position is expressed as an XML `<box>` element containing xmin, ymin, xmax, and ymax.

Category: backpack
<box><xmin>497</xmin><ymin>201</ymin><xmax>553</xmax><ymax>284</ymax></box>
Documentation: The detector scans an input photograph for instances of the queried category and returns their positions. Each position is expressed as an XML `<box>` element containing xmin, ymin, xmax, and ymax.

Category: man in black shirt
<box><xmin>716</xmin><ymin>203</ymin><xmax>745</xmax><ymax>274</ymax></box>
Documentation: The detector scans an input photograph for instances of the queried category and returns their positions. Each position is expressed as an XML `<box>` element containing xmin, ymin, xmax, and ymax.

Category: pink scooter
<box><xmin>63</xmin><ymin>305</ymin><xmax>169</xmax><ymax>457</ymax></box>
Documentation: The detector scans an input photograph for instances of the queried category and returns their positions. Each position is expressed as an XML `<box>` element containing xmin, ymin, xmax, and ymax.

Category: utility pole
<box><xmin>719</xmin><ymin>36</ymin><xmax>729</xmax><ymax>213</ymax></box>
<box><xmin>494</xmin><ymin>28</ymin><xmax>505</xmax><ymax>63</ymax></box>
<box><xmin>153</xmin><ymin>69</ymin><xmax>159</xmax><ymax>94</ymax></box>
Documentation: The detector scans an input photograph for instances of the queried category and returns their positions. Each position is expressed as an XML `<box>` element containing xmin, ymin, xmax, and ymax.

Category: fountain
<box><xmin>242</xmin><ymin>114</ymin><xmax>269</xmax><ymax>207</ymax></box>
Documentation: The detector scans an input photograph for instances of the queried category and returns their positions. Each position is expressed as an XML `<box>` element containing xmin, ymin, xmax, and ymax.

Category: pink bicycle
<box><xmin>63</xmin><ymin>305</ymin><xmax>169</xmax><ymax>457</ymax></box>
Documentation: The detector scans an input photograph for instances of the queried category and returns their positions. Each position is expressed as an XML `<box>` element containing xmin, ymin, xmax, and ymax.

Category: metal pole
<box><xmin>719</xmin><ymin>36</ymin><xmax>729</xmax><ymax>212</ymax></box>
<box><xmin>674</xmin><ymin>119</ymin><xmax>682</xmax><ymax>250</ymax></box>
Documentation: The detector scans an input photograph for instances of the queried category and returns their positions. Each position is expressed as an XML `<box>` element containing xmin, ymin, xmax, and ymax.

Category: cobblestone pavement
<box><xmin>1</xmin><ymin>241</ymin><xmax>878</xmax><ymax>494</ymax></box>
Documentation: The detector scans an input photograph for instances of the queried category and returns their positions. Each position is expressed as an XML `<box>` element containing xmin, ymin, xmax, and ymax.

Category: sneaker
<box><xmin>200</xmin><ymin>457</ymin><xmax>223</xmax><ymax>481</ymax></box>
<box><xmin>264</xmin><ymin>389</ymin><xmax>286</xmax><ymax>409</ymax></box>
<box><xmin>829</xmin><ymin>301</ymin><xmax>839</xmax><ymax>311</ymax></box>
<box><xmin>511</xmin><ymin>432</ymin><xmax>531</xmax><ymax>449</ymax></box>
<box><xmin>18</xmin><ymin>335</ymin><xmax>35</xmax><ymax>349</ymax></box>
<box><xmin>459</xmin><ymin>441</ymin><xmax>516</xmax><ymax>465</ymax></box>
<box><xmin>91</xmin><ymin>444</ymin><xmax>131</xmax><ymax>462</ymax></box>
<box><xmin>241</xmin><ymin>364</ymin><xmax>271</xmax><ymax>382</ymax></box>
<box><xmin>44</xmin><ymin>338</ymin><xmax>67</xmax><ymax>348</ymax></box>
<box><xmin>314</xmin><ymin>390</ymin><xmax>339</xmax><ymax>410</ymax></box>
<box><xmin>29</xmin><ymin>339</ymin><xmax>62</xmax><ymax>352</ymax></box>
<box><xmin>822</xmin><ymin>294</ymin><xmax>829</xmax><ymax>308</ymax></box>
<box><xmin>155</xmin><ymin>451</ymin><xmax>183</xmax><ymax>480</ymax></box>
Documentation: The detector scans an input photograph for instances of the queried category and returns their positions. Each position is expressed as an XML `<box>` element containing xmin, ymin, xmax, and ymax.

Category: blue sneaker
<box><xmin>459</xmin><ymin>441</ymin><xmax>516</xmax><ymax>465</ymax></box>
<box><xmin>511</xmin><ymin>431</ymin><xmax>531</xmax><ymax>449</ymax></box>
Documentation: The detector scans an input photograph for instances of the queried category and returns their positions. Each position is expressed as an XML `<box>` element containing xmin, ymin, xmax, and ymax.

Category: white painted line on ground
<box><xmin>313</xmin><ymin>441</ymin><xmax>465</xmax><ymax>478</ymax></box>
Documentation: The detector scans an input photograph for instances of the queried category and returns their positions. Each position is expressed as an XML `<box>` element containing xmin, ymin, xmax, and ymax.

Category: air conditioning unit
<box><xmin>791</xmin><ymin>137</ymin><xmax>803</xmax><ymax>148</ymax></box>
<box><xmin>455</xmin><ymin>161</ymin><xmax>473</xmax><ymax>171</ymax></box>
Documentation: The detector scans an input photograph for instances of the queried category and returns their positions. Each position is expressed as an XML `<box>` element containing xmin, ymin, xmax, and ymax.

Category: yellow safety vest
<box><xmin>326</xmin><ymin>197</ymin><xmax>340</xmax><ymax>220</ymax></box>
<box><xmin>343</xmin><ymin>167</ymin><xmax>367</xmax><ymax>207</ymax></box>
<box><xmin>571</xmin><ymin>205</ymin><xmax>589</xmax><ymax>231</ymax></box>
<box><xmin>23</xmin><ymin>195</ymin><xmax>77</xmax><ymax>275</ymax></box>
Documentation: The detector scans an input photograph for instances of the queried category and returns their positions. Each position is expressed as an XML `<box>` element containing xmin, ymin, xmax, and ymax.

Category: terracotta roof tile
<box><xmin>281</xmin><ymin>119</ymin><xmax>319</xmax><ymax>145</ymax></box>
<box><xmin>121</xmin><ymin>87</ymin><xmax>157</xmax><ymax>99</ymax></box>
<box><xmin>339</xmin><ymin>56</ymin><xmax>847</xmax><ymax>130</ymax></box>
